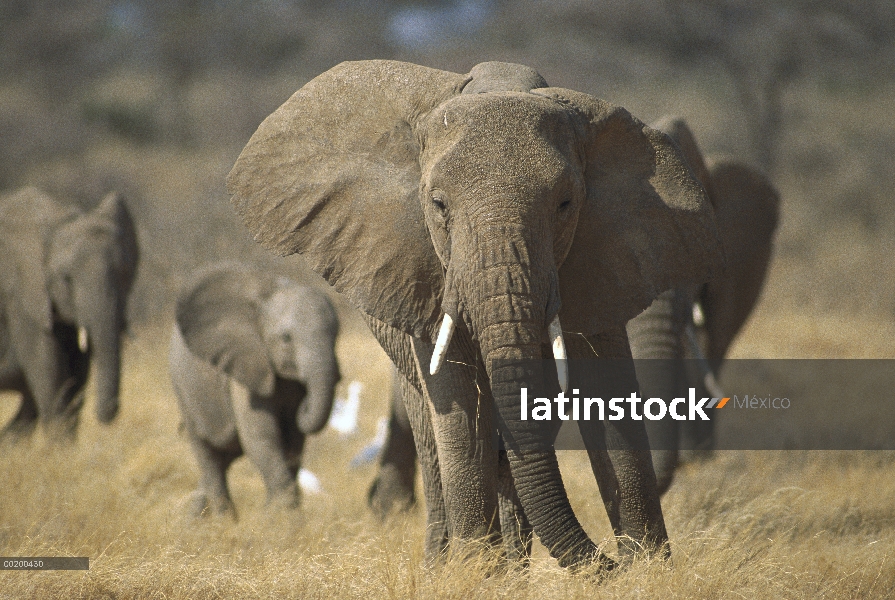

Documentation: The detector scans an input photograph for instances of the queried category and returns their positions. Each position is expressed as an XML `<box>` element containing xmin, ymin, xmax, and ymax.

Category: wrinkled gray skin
<box><xmin>627</xmin><ymin>117</ymin><xmax>781</xmax><ymax>495</ymax></box>
<box><xmin>228</xmin><ymin>60</ymin><xmax>721</xmax><ymax>569</ymax></box>
<box><xmin>0</xmin><ymin>187</ymin><xmax>139</xmax><ymax>437</ymax></box>
<box><xmin>169</xmin><ymin>263</ymin><xmax>340</xmax><ymax>516</ymax></box>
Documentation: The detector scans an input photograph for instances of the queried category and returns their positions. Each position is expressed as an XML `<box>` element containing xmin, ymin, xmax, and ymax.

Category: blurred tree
<box><xmin>662</xmin><ymin>0</ymin><xmax>884</xmax><ymax>172</ymax></box>
<box><xmin>501</xmin><ymin>0</ymin><xmax>893</xmax><ymax>173</ymax></box>
<box><xmin>1</xmin><ymin>0</ymin><xmax>893</xmax><ymax>322</ymax></box>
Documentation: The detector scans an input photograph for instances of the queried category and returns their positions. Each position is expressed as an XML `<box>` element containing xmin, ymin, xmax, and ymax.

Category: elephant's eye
<box><xmin>430</xmin><ymin>191</ymin><xmax>447</xmax><ymax>216</ymax></box>
<box><xmin>280</xmin><ymin>332</ymin><xmax>293</xmax><ymax>344</ymax></box>
<box><xmin>558</xmin><ymin>199</ymin><xmax>572</xmax><ymax>213</ymax></box>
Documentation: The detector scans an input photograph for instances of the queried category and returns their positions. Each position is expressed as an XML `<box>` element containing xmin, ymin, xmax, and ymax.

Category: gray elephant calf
<box><xmin>0</xmin><ymin>187</ymin><xmax>139</xmax><ymax>438</ymax></box>
<box><xmin>169</xmin><ymin>263</ymin><xmax>340</xmax><ymax>516</ymax></box>
<box><xmin>628</xmin><ymin>117</ymin><xmax>781</xmax><ymax>494</ymax></box>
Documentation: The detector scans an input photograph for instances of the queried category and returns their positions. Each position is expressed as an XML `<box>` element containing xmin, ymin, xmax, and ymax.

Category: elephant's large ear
<box><xmin>175</xmin><ymin>264</ymin><xmax>277</xmax><ymax>397</ymax></box>
<box><xmin>534</xmin><ymin>89</ymin><xmax>722</xmax><ymax>333</ymax></box>
<box><xmin>0</xmin><ymin>187</ymin><xmax>77</xmax><ymax>330</ymax></box>
<box><xmin>701</xmin><ymin>157</ymin><xmax>780</xmax><ymax>358</ymax></box>
<box><xmin>90</xmin><ymin>192</ymin><xmax>140</xmax><ymax>293</ymax></box>
<box><xmin>228</xmin><ymin>60</ymin><xmax>469</xmax><ymax>342</ymax></box>
<box><xmin>651</xmin><ymin>116</ymin><xmax>715</xmax><ymax>204</ymax></box>
<box><xmin>707</xmin><ymin>158</ymin><xmax>780</xmax><ymax>256</ymax></box>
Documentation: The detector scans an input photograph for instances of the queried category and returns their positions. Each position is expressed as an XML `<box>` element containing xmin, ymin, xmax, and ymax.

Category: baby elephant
<box><xmin>169</xmin><ymin>262</ymin><xmax>340</xmax><ymax>517</ymax></box>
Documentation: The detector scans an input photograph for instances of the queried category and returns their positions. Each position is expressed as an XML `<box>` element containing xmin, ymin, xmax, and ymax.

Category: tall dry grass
<box><xmin>2</xmin><ymin>308</ymin><xmax>895</xmax><ymax>598</ymax></box>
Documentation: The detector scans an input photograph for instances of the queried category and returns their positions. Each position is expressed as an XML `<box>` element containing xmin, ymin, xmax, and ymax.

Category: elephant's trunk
<box><xmin>459</xmin><ymin>225</ymin><xmax>604</xmax><ymax>569</ymax></box>
<box><xmin>75</xmin><ymin>272</ymin><xmax>125</xmax><ymax>424</ymax></box>
<box><xmin>89</xmin><ymin>307</ymin><xmax>122</xmax><ymax>424</ymax></box>
<box><xmin>296</xmin><ymin>353</ymin><xmax>339</xmax><ymax>434</ymax></box>
<box><xmin>486</xmin><ymin>339</ymin><xmax>602</xmax><ymax>567</ymax></box>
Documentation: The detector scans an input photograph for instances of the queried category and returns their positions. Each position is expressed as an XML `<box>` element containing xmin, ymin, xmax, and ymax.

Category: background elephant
<box><xmin>366</xmin><ymin>366</ymin><xmax>417</xmax><ymax>519</ymax></box>
<box><xmin>169</xmin><ymin>262</ymin><xmax>340</xmax><ymax>517</ymax></box>
<box><xmin>228</xmin><ymin>60</ymin><xmax>720</xmax><ymax>569</ymax></box>
<box><xmin>626</xmin><ymin>117</ymin><xmax>781</xmax><ymax>495</ymax></box>
<box><xmin>0</xmin><ymin>186</ymin><xmax>139</xmax><ymax>437</ymax></box>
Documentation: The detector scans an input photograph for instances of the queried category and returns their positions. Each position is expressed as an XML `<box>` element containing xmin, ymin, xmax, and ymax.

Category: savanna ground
<box><xmin>2</xmin><ymin>2</ymin><xmax>895</xmax><ymax>598</ymax></box>
<box><xmin>2</xmin><ymin>303</ymin><xmax>895</xmax><ymax>598</ymax></box>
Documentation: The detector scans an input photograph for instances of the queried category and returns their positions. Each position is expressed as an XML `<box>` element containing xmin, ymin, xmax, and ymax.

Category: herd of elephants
<box><xmin>0</xmin><ymin>60</ymin><xmax>779</xmax><ymax>574</ymax></box>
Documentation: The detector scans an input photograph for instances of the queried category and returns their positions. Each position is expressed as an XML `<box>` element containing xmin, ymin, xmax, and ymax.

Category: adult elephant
<box><xmin>228</xmin><ymin>61</ymin><xmax>721</xmax><ymax>570</ymax></box>
<box><xmin>627</xmin><ymin>117</ymin><xmax>781</xmax><ymax>495</ymax></box>
<box><xmin>0</xmin><ymin>187</ymin><xmax>139</xmax><ymax>437</ymax></box>
<box><xmin>170</xmin><ymin>262</ymin><xmax>341</xmax><ymax>517</ymax></box>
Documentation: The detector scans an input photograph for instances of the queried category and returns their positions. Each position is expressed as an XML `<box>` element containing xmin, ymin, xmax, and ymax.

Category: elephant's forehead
<box><xmin>263</xmin><ymin>286</ymin><xmax>335</xmax><ymax>330</ymax></box>
<box><xmin>424</xmin><ymin>93</ymin><xmax>579</xmax><ymax>189</ymax></box>
<box><xmin>433</xmin><ymin>92</ymin><xmax>574</xmax><ymax>141</ymax></box>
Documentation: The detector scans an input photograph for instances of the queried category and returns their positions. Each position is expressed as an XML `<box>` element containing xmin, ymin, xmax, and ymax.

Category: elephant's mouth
<box><xmin>429</xmin><ymin>312</ymin><xmax>569</xmax><ymax>392</ymax></box>
<box><xmin>277</xmin><ymin>359</ymin><xmax>300</xmax><ymax>380</ymax></box>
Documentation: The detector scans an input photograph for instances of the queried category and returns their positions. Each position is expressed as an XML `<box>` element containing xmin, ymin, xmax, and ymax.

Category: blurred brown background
<box><xmin>2</xmin><ymin>0</ymin><xmax>894</xmax><ymax>336</ymax></box>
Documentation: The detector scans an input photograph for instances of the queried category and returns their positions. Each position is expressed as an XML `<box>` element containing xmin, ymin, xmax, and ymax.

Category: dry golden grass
<box><xmin>2</xmin><ymin>293</ymin><xmax>895</xmax><ymax>598</ymax></box>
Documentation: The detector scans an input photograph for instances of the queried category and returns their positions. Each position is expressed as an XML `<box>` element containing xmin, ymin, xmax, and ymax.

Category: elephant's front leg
<box><xmin>186</xmin><ymin>431</ymin><xmax>238</xmax><ymax>518</ymax></box>
<box><xmin>1</xmin><ymin>387</ymin><xmax>39</xmax><ymax>439</ymax></box>
<box><xmin>360</xmin><ymin>316</ymin><xmax>448</xmax><ymax>557</ymax></box>
<box><xmin>397</xmin><ymin>373</ymin><xmax>448</xmax><ymax>558</ymax></box>
<box><xmin>574</xmin><ymin>328</ymin><xmax>670</xmax><ymax>561</ymax></box>
<box><xmin>0</xmin><ymin>326</ymin><xmax>39</xmax><ymax>438</ymax></box>
<box><xmin>411</xmin><ymin>337</ymin><xmax>501</xmax><ymax>557</ymax></box>
<box><xmin>229</xmin><ymin>380</ymin><xmax>299</xmax><ymax>509</ymax></box>
<box><xmin>604</xmin><ymin>422</ymin><xmax>669</xmax><ymax>559</ymax></box>
<box><xmin>8</xmin><ymin>306</ymin><xmax>68</xmax><ymax>425</ymax></box>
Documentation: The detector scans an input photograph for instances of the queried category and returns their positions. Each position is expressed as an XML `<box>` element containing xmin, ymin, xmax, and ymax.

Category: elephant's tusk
<box><xmin>429</xmin><ymin>313</ymin><xmax>455</xmax><ymax>375</ymax></box>
<box><xmin>77</xmin><ymin>326</ymin><xmax>89</xmax><ymax>353</ymax></box>
<box><xmin>548</xmin><ymin>315</ymin><xmax>568</xmax><ymax>393</ymax></box>
<box><xmin>692</xmin><ymin>301</ymin><xmax>706</xmax><ymax>327</ymax></box>
<box><xmin>685</xmin><ymin>324</ymin><xmax>725</xmax><ymax>399</ymax></box>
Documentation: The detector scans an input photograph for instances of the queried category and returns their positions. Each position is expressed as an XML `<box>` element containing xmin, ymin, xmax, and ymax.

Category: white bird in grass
<box><xmin>298</xmin><ymin>468</ymin><xmax>324</xmax><ymax>495</ymax></box>
<box><xmin>350</xmin><ymin>417</ymin><xmax>389</xmax><ymax>468</ymax></box>
<box><xmin>328</xmin><ymin>381</ymin><xmax>363</xmax><ymax>436</ymax></box>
